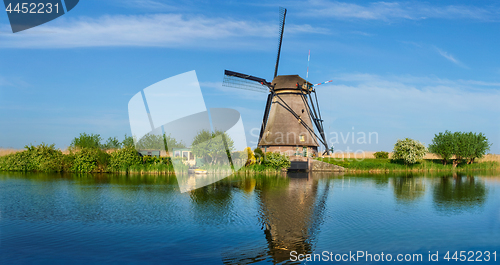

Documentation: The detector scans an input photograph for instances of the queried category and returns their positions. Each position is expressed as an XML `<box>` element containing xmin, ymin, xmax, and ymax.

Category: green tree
<box><xmin>135</xmin><ymin>133</ymin><xmax>185</xmax><ymax>150</ymax></box>
<box><xmin>103</xmin><ymin>136</ymin><xmax>122</xmax><ymax>150</ymax></box>
<box><xmin>191</xmin><ymin>130</ymin><xmax>234</xmax><ymax>165</ymax></box>
<box><xmin>392</xmin><ymin>138</ymin><xmax>428</xmax><ymax>165</ymax></box>
<box><xmin>70</xmin><ymin>133</ymin><xmax>102</xmax><ymax>149</ymax></box>
<box><xmin>164</xmin><ymin>134</ymin><xmax>186</xmax><ymax>149</ymax></box>
<box><xmin>454</xmin><ymin>132</ymin><xmax>490</xmax><ymax>165</ymax></box>
<box><xmin>122</xmin><ymin>134</ymin><xmax>135</xmax><ymax>147</ymax></box>
<box><xmin>428</xmin><ymin>130</ymin><xmax>456</xmax><ymax>165</ymax></box>
<box><xmin>470</xmin><ymin>132</ymin><xmax>491</xmax><ymax>163</ymax></box>
<box><xmin>136</xmin><ymin>133</ymin><xmax>165</xmax><ymax>150</ymax></box>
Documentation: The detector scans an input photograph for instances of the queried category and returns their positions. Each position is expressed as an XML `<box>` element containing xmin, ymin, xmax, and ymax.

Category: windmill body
<box><xmin>258</xmin><ymin>75</ymin><xmax>319</xmax><ymax>156</ymax></box>
<box><xmin>223</xmin><ymin>7</ymin><xmax>330</xmax><ymax>157</ymax></box>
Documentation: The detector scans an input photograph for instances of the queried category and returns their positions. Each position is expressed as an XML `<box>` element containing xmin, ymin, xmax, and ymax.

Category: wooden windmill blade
<box><xmin>222</xmin><ymin>70</ymin><xmax>270</xmax><ymax>93</ymax></box>
<box><xmin>221</xmin><ymin>7</ymin><xmax>332</xmax><ymax>157</ymax></box>
<box><xmin>274</xmin><ymin>7</ymin><xmax>287</xmax><ymax>78</ymax></box>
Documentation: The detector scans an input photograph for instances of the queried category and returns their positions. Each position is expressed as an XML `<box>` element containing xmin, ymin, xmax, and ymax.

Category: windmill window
<box><xmin>299</xmin><ymin>135</ymin><xmax>305</xmax><ymax>142</ymax></box>
<box><xmin>302</xmin><ymin>109</ymin><xmax>304</xmax><ymax>113</ymax></box>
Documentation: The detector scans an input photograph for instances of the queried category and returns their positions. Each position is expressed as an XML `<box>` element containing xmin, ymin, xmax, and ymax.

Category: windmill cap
<box><xmin>271</xmin><ymin>75</ymin><xmax>312</xmax><ymax>91</ymax></box>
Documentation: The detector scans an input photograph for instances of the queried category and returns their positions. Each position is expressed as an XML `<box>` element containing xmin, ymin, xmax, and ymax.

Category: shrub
<box><xmin>262</xmin><ymin>152</ymin><xmax>291</xmax><ymax>170</ymax></box>
<box><xmin>108</xmin><ymin>145</ymin><xmax>142</xmax><ymax>172</ymax></box>
<box><xmin>253</xmin><ymin>148</ymin><xmax>265</xmax><ymax>164</ymax></box>
<box><xmin>373</xmin><ymin>151</ymin><xmax>389</xmax><ymax>159</ymax></box>
<box><xmin>71</xmin><ymin>148</ymin><xmax>110</xmax><ymax>172</ymax></box>
<box><xmin>392</xmin><ymin>138</ymin><xmax>428</xmax><ymax>165</ymax></box>
<box><xmin>0</xmin><ymin>143</ymin><xmax>65</xmax><ymax>172</ymax></box>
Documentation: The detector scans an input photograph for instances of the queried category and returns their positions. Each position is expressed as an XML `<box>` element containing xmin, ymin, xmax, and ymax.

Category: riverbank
<box><xmin>317</xmin><ymin>157</ymin><xmax>499</xmax><ymax>172</ymax></box>
<box><xmin>0</xmin><ymin>145</ymin><xmax>287</xmax><ymax>174</ymax></box>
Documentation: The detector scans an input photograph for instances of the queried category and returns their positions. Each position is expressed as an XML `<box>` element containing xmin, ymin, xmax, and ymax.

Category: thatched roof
<box><xmin>259</xmin><ymin>75</ymin><xmax>318</xmax><ymax>147</ymax></box>
<box><xmin>271</xmin><ymin>75</ymin><xmax>312</xmax><ymax>91</ymax></box>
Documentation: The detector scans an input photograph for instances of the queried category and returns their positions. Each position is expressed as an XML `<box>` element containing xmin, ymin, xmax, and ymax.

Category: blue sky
<box><xmin>0</xmin><ymin>0</ymin><xmax>499</xmax><ymax>153</ymax></box>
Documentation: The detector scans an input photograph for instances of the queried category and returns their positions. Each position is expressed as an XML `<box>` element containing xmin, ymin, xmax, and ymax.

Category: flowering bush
<box><xmin>392</xmin><ymin>138</ymin><xmax>428</xmax><ymax>165</ymax></box>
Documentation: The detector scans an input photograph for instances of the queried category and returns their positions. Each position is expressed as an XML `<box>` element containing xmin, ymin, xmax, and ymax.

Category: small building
<box><xmin>171</xmin><ymin>148</ymin><xmax>198</xmax><ymax>167</ymax></box>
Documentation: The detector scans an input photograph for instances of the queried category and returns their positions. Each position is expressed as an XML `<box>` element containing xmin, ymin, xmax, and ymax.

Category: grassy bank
<box><xmin>317</xmin><ymin>157</ymin><xmax>499</xmax><ymax>172</ymax></box>
<box><xmin>0</xmin><ymin>144</ymin><xmax>287</xmax><ymax>174</ymax></box>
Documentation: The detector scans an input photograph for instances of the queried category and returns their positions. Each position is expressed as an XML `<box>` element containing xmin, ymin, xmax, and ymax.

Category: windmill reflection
<box><xmin>223</xmin><ymin>172</ymin><xmax>330</xmax><ymax>264</ymax></box>
<box><xmin>433</xmin><ymin>174</ymin><xmax>487</xmax><ymax>213</ymax></box>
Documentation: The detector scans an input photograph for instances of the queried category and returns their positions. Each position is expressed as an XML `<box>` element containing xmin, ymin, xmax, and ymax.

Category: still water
<box><xmin>0</xmin><ymin>172</ymin><xmax>499</xmax><ymax>264</ymax></box>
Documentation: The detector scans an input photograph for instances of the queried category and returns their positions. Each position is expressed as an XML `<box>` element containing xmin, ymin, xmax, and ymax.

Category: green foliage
<box><xmin>0</xmin><ymin>143</ymin><xmax>65</xmax><ymax>172</ymax></box>
<box><xmin>373</xmin><ymin>151</ymin><xmax>389</xmax><ymax>159</ymax></box>
<box><xmin>136</xmin><ymin>133</ymin><xmax>165</xmax><ymax>150</ymax></box>
<box><xmin>70</xmin><ymin>133</ymin><xmax>102</xmax><ymax>149</ymax></box>
<box><xmin>191</xmin><ymin>130</ymin><xmax>234</xmax><ymax>165</ymax></box>
<box><xmin>429</xmin><ymin>130</ymin><xmax>455</xmax><ymax>165</ymax></box>
<box><xmin>71</xmin><ymin>148</ymin><xmax>110</xmax><ymax>173</ymax></box>
<box><xmin>454</xmin><ymin>132</ymin><xmax>490</xmax><ymax>164</ymax></box>
<box><xmin>262</xmin><ymin>152</ymin><xmax>291</xmax><ymax>170</ymax></box>
<box><xmin>429</xmin><ymin>131</ymin><xmax>491</xmax><ymax>165</ymax></box>
<box><xmin>135</xmin><ymin>133</ymin><xmax>185</xmax><ymax>150</ymax></box>
<box><xmin>253</xmin><ymin>148</ymin><xmax>265</xmax><ymax>164</ymax></box>
<box><xmin>164</xmin><ymin>134</ymin><xmax>186</xmax><ymax>149</ymax></box>
<box><xmin>103</xmin><ymin>136</ymin><xmax>122</xmax><ymax>150</ymax></box>
<box><xmin>122</xmin><ymin>134</ymin><xmax>135</xmax><ymax>147</ymax></box>
<box><xmin>392</xmin><ymin>138</ymin><xmax>428</xmax><ymax>165</ymax></box>
<box><xmin>108</xmin><ymin>145</ymin><xmax>142</xmax><ymax>172</ymax></box>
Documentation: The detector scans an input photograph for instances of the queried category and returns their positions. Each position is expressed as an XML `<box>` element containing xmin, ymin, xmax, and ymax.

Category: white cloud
<box><xmin>316</xmin><ymin>73</ymin><xmax>500</xmax><ymax>151</ymax></box>
<box><xmin>301</xmin><ymin>0</ymin><xmax>497</xmax><ymax>21</ymax></box>
<box><xmin>435</xmin><ymin>47</ymin><xmax>467</xmax><ymax>68</ymax></box>
<box><xmin>0</xmin><ymin>14</ymin><xmax>327</xmax><ymax>49</ymax></box>
<box><xmin>114</xmin><ymin>0</ymin><xmax>178</xmax><ymax>11</ymax></box>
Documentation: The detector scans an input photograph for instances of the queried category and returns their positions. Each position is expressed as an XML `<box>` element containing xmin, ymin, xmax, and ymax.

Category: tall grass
<box><xmin>317</xmin><ymin>157</ymin><xmax>499</xmax><ymax>172</ymax></box>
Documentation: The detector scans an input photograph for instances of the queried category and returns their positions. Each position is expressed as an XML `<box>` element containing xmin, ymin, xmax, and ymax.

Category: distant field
<box><xmin>0</xmin><ymin>148</ymin><xmax>21</xmax><ymax>156</ymax></box>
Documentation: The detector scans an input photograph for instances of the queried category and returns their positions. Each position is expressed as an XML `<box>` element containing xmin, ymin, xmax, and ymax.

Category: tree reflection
<box><xmin>433</xmin><ymin>174</ymin><xmax>487</xmax><ymax>213</ymax></box>
<box><xmin>188</xmin><ymin>182</ymin><xmax>233</xmax><ymax>225</ymax></box>
<box><xmin>392</xmin><ymin>175</ymin><xmax>426</xmax><ymax>202</ymax></box>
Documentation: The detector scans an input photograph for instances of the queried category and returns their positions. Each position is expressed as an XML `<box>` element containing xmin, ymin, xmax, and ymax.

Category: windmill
<box><xmin>223</xmin><ymin>7</ymin><xmax>330</xmax><ymax>156</ymax></box>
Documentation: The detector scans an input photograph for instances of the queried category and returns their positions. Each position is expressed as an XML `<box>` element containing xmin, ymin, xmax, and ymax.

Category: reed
<box><xmin>317</xmin><ymin>157</ymin><xmax>499</xmax><ymax>172</ymax></box>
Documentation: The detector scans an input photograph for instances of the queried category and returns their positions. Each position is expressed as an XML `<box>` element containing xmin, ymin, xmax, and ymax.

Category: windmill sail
<box><xmin>222</xmin><ymin>7</ymin><xmax>331</xmax><ymax>156</ymax></box>
<box><xmin>222</xmin><ymin>70</ymin><xmax>270</xmax><ymax>93</ymax></box>
<box><xmin>274</xmin><ymin>7</ymin><xmax>287</xmax><ymax>78</ymax></box>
